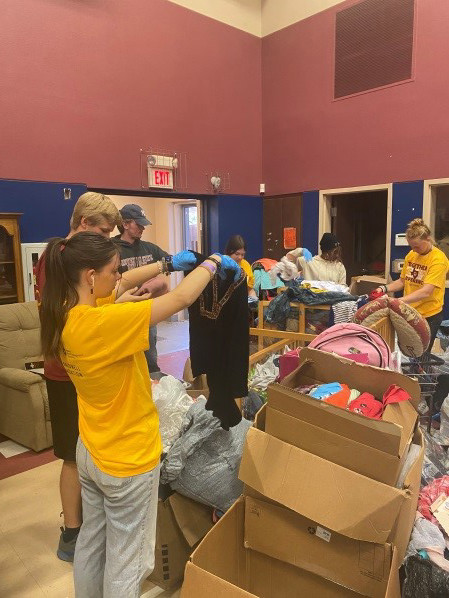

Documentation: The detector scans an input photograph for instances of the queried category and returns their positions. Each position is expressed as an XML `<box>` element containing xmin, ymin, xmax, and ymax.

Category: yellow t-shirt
<box><xmin>401</xmin><ymin>247</ymin><xmax>448</xmax><ymax>318</ymax></box>
<box><xmin>240</xmin><ymin>258</ymin><xmax>255</xmax><ymax>289</ymax></box>
<box><xmin>61</xmin><ymin>298</ymin><xmax>162</xmax><ymax>477</ymax></box>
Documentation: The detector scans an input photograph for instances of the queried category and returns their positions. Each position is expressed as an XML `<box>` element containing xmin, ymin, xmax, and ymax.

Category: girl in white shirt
<box><xmin>287</xmin><ymin>233</ymin><xmax>347</xmax><ymax>286</ymax></box>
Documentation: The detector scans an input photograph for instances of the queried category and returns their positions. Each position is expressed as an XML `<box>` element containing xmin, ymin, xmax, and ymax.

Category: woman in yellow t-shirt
<box><xmin>39</xmin><ymin>232</ymin><xmax>240</xmax><ymax>598</ymax></box>
<box><xmin>225</xmin><ymin>234</ymin><xmax>257</xmax><ymax>298</ymax></box>
<box><xmin>376</xmin><ymin>219</ymin><xmax>449</xmax><ymax>353</ymax></box>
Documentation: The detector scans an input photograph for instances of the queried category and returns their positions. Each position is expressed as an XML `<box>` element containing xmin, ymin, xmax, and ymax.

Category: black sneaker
<box><xmin>57</xmin><ymin>526</ymin><xmax>79</xmax><ymax>562</ymax></box>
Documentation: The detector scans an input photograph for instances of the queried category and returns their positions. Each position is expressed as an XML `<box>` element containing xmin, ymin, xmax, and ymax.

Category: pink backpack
<box><xmin>308</xmin><ymin>323</ymin><xmax>391</xmax><ymax>368</ymax></box>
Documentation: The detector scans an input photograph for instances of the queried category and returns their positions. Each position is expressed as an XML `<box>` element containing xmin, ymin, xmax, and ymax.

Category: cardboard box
<box><xmin>149</xmin><ymin>492</ymin><xmax>213</xmax><ymax>590</ymax></box>
<box><xmin>241</xmin><ymin>408</ymin><xmax>424</xmax><ymax>563</ymax></box>
<box><xmin>349</xmin><ymin>275</ymin><xmax>392</xmax><ymax>296</ymax></box>
<box><xmin>181</xmin><ymin>497</ymin><xmax>401</xmax><ymax>598</ymax></box>
<box><xmin>265</xmin><ymin>348</ymin><xmax>419</xmax><ymax>485</ymax></box>
<box><xmin>183</xmin><ymin>357</ymin><xmax>209</xmax><ymax>399</ymax></box>
<box><xmin>244</xmin><ymin>496</ymin><xmax>393</xmax><ymax>598</ymax></box>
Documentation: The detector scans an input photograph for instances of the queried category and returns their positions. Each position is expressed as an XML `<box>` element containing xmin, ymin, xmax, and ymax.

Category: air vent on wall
<box><xmin>334</xmin><ymin>0</ymin><xmax>415</xmax><ymax>99</ymax></box>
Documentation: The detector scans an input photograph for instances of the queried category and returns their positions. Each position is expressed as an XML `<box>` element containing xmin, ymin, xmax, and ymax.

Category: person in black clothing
<box><xmin>114</xmin><ymin>204</ymin><xmax>169</xmax><ymax>376</ymax></box>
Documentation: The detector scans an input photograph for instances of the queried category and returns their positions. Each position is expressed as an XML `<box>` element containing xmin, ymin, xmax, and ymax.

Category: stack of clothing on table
<box><xmin>266</xmin><ymin>285</ymin><xmax>357</xmax><ymax>329</ymax></box>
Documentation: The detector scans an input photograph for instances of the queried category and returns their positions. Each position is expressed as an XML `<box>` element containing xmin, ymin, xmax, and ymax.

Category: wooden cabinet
<box><xmin>0</xmin><ymin>214</ymin><xmax>25</xmax><ymax>304</ymax></box>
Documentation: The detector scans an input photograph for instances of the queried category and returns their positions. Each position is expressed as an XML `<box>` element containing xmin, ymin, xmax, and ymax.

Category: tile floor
<box><xmin>156</xmin><ymin>321</ymin><xmax>189</xmax><ymax>356</ymax></box>
<box><xmin>0</xmin><ymin>323</ymin><xmax>190</xmax><ymax>595</ymax></box>
<box><xmin>0</xmin><ymin>461</ymin><xmax>181</xmax><ymax>597</ymax></box>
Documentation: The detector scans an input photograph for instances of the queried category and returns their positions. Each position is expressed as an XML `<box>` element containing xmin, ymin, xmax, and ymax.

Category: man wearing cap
<box><xmin>286</xmin><ymin>233</ymin><xmax>347</xmax><ymax>285</ymax></box>
<box><xmin>114</xmin><ymin>204</ymin><xmax>169</xmax><ymax>376</ymax></box>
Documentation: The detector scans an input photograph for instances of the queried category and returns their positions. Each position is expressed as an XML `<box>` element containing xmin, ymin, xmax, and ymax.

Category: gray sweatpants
<box><xmin>74</xmin><ymin>438</ymin><xmax>160</xmax><ymax>598</ymax></box>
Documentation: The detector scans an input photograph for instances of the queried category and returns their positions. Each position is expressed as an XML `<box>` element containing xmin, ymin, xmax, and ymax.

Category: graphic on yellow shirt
<box><xmin>401</xmin><ymin>247</ymin><xmax>448</xmax><ymax>318</ymax></box>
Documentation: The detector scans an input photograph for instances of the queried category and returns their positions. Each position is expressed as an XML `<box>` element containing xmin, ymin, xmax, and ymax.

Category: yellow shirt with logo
<box><xmin>401</xmin><ymin>247</ymin><xmax>448</xmax><ymax>318</ymax></box>
<box><xmin>240</xmin><ymin>258</ymin><xmax>255</xmax><ymax>289</ymax></box>
<box><xmin>61</xmin><ymin>298</ymin><xmax>161</xmax><ymax>477</ymax></box>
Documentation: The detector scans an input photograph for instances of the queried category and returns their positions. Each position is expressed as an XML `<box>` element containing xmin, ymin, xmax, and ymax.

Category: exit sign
<box><xmin>148</xmin><ymin>168</ymin><xmax>174</xmax><ymax>190</ymax></box>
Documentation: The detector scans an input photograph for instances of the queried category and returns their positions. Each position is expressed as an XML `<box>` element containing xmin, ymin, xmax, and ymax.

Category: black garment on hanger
<box><xmin>187</xmin><ymin>254</ymin><xmax>249</xmax><ymax>430</ymax></box>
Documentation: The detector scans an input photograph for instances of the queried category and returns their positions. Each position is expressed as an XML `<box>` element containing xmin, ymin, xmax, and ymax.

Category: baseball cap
<box><xmin>119</xmin><ymin>204</ymin><xmax>151</xmax><ymax>226</ymax></box>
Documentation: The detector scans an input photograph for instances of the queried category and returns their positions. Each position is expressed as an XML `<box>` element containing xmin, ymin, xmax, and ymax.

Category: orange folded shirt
<box><xmin>323</xmin><ymin>383</ymin><xmax>351</xmax><ymax>408</ymax></box>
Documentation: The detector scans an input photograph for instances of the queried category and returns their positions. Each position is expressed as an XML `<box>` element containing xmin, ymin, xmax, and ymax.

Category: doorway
<box><xmin>423</xmin><ymin>178</ymin><xmax>449</xmax><ymax>282</ymax></box>
<box><xmin>263</xmin><ymin>194</ymin><xmax>302</xmax><ymax>261</ymax></box>
<box><xmin>107</xmin><ymin>193</ymin><xmax>202</xmax><ymax>330</ymax></box>
<box><xmin>319</xmin><ymin>184</ymin><xmax>392</xmax><ymax>283</ymax></box>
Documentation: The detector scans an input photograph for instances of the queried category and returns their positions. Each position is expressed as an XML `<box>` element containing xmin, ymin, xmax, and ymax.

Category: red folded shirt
<box><xmin>383</xmin><ymin>384</ymin><xmax>411</xmax><ymax>406</ymax></box>
<box><xmin>348</xmin><ymin>393</ymin><xmax>383</xmax><ymax>419</ymax></box>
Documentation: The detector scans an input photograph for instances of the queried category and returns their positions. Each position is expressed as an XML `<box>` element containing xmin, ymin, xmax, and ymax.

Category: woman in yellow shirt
<box><xmin>225</xmin><ymin>234</ymin><xmax>257</xmax><ymax>298</ymax></box>
<box><xmin>376</xmin><ymin>219</ymin><xmax>449</xmax><ymax>353</ymax></box>
<box><xmin>40</xmin><ymin>232</ymin><xmax>240</xmax><ymax>598</ymax></box>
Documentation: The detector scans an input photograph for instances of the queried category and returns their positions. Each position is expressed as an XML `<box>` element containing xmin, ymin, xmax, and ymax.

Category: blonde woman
<box><xmin>376</xmin><ymin>219</ymin><xmax>449</xmax><ymax>353</ymax></box>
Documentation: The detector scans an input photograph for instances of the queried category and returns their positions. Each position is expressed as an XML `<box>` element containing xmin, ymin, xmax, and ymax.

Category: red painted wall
<box><xmin>1</xmin><ymin>0</ymin><xmax>262</xmax><ymax>194</ymax></box>
<box><xmin>262</xmin><ymin>0</ymin><xmax>449</xmax><ymax>194</ymax></box>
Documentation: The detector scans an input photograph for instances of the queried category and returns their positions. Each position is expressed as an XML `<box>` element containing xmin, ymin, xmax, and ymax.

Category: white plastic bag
<box><xmin>152</xmin><ymin>375</ymin><xmax>194</xmax><ymax>451</ymax></box>
<box><xmin>249</xmin><ymin>353</ymin><xmax>279</xmax><ymax>391</ymax></box>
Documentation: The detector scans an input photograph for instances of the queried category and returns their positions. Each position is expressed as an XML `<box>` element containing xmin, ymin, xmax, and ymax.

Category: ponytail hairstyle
<box><xmin>405</xmin><ymin>218</ymin><xmax>434</xmax><ymax>244</ymax></box>
<box><xmin>40</xmin><ymin>232</ymin><xmax>119</xmax><ymax>359</ymax></box>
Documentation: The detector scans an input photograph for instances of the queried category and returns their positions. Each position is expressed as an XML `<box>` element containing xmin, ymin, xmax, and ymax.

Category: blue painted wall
<box><xmin>390</xmin><ymin>181</ymin><xmax>423</xmax><ymax>271</ymax></box>
<box><xmin>0</xmin><ymin>179</ymin><xmax>87</xmax><ymax>242</ymax></box>
<box><xmin>302</xmin><ymin>191</ymin><xmax>319</xmax><ymax>254</ymax></box>
<box><xmin>206</xmin><ymin>194</ymin><xmax>263</xmax><ymax>263</ymax></box>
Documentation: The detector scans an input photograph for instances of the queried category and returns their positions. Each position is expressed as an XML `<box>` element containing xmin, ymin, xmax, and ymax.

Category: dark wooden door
<box><xmin>263</xmin><ymin>194</ymin><xmax>302</xmax><ymax>261</ymax></box>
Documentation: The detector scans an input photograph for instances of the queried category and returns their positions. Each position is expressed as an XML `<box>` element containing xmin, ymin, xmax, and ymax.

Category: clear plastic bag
<box><xmin>421</xmin><ymin>431</ymin><xmax>449</xmax><ymax>487</ymax></box>
<box><xmin>152</xmin><ymin>375</ymin><xmax>194</xmax><ymax>452</ymax></box>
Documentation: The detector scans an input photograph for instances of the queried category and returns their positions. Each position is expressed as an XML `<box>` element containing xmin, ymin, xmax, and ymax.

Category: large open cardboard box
<box><xmin>349</xmin><ymin>275</ymin><xmax>392</xmax><ymax>296</ymax></box>
<box><xmin>243</xmin><ymin>405</ymin><xmax>423</xmax><ymax>564</ymax></box>
<box><xmin>181</xmin><ymin>497</ymin><xmax>401</xmax><ymax>598</ymax></box>
<box><xmin>149</xmin><ymin>492</ymin><xmax>213</xmax><ymax>590</ymax></box>
<box><xmin>265</xmin><ymin>348</ymin><xmax>419</xmax><ymax>485</ymax></box>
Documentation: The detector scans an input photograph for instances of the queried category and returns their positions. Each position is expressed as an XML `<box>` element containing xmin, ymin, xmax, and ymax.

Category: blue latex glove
<box><xmin>211</xmin><ymin>253</ymin><xmax>241</xmax><ymax>282</ymax></box>
<box><xmin>302</xmin><ymin>248</ymin><xmax>313</xmax><ymax>262</ymax></box>
<box><xmin>172</xmin><ymin>250</ymin><xmax>197</xmax><ymax>271</ymax></box>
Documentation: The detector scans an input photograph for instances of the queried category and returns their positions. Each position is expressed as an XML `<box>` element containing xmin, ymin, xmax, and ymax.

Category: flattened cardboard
<box><xmin>239</xmin><ymin>426</ymin><xmax>406</xmax><ymax>544</ymax></box>
<box><xmin>149</xmin><ymin>492</ymin><xmax>213</xmax><ymax>590</ymax></box>
<box><xmin>244</xmin><ymin>496</ymin><xmax>391</xmax><ymax>598</ymax></box>
<box><xmin>388</xmin><ymin>428</ymin><xmax>424</xmax><ymax>562</ymax></box>
<box><xmin>182</xmin><ymin>498</ymin><xmax>400</xmax><ymax>598</ymax></box>
<box><xmin>150</xmin><ymin>497</ymin><xmax>191</xmax><ymax>590</ymax></box>
<box><xmin>265</xmin><ymin>406</ymin><xmax>401</xmax><ymax>484</ymax></box>
<box><xmin>169</xmin><ymin>492</ymin><xmax>214</xmax><ymax>547</ymax></box>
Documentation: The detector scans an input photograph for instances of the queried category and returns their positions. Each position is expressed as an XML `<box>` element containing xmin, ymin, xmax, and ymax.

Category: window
<box><xmin>181</xmin><ymin>205</ymin><xmax>198</xmax><ymax>252</ymax></box>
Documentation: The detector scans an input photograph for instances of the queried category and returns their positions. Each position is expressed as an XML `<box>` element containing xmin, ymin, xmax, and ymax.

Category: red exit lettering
<box><xmin>154</xmin><ymin>170</ymin><xmax>170</xmax><ymax>186</ymax></box>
